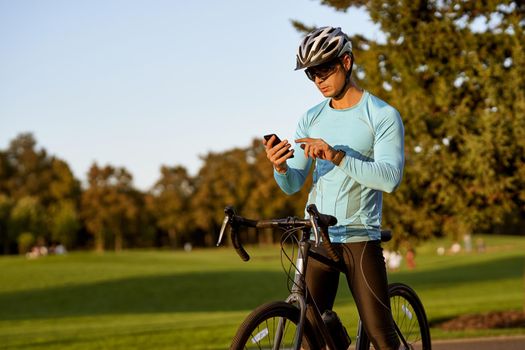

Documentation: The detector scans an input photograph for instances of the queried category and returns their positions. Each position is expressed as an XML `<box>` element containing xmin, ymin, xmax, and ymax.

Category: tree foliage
<box><xmin>49</xmin><ymin>201</ymin><xmax>81</xmax><ymax>249</ymax></box>
<box><xmin>0</xmin><ymin>134</ymin><xmax>81</xmax><ymax>252</ymax></box>
<box><xmin>150</xmin><ymin>165</ymin><xmax>194</xmax><ymax>248</ymax></box>
<box><xmin>81</xmin><ymin>164</ymin><xmax>141</xmax><ymax>251</ymax></box>
<box><xmin>2</xmin><ymin>133</ymin><xmax>80</xmax><ymax>206</ymax></box>
<box><xmin>1</xmin><ymin>1</ymin><xmax>523</xmax><ymax>253</ymax></box>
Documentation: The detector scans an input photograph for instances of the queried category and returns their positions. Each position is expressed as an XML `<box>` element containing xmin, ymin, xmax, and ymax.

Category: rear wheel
<box><xmin>231</xmin><ymin>301</ymin><xmax>318</xmax><ymax>350</ymax></box>
<box><xmin>357</xmin><ymin>282</ymin><xmax>431</xmax><ymax>350</ymax></box>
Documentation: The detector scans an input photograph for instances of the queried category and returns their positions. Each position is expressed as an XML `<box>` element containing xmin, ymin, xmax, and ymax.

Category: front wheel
<box><xmin>357</xmin><ymin>282</ymin><xmax>431</xmax><ymax>350</ymax></box>
<box><xmin>231</xmin><ymin>301</ymin><xmax>318</xmax><ymax>350</ymax></box>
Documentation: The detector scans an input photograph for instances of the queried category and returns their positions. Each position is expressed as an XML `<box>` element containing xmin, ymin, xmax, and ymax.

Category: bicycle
<box><xmin>217</xmin><ymin>204</ymin><xmax>431</xmax><ymax>350</ymax></box>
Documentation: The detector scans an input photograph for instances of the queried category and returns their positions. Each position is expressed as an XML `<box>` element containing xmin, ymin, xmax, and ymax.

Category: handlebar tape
<box><xmin>230</xmin><ymin>225</ymin><xmax>250</xmax><ymax>262</ymax></box>
<box><xmin>223</xmin><ymin>207</ymin><xmax>251</xmax><ymax>261</ymax></box>
<box><xmin>320</xmin><ymin>227</ymin><xmax>341</xmax><ymax>263</ymax></box>
<box><xmin>381</xmin><ymin>230</ymin><xmax>392</xmax><ymax>242</ymax></box>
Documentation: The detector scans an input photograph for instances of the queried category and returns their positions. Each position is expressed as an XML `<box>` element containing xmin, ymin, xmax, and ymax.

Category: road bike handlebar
<box><xmin>216</xmin><ymin>204</ymin><xmax>338</xmax><ymax>262</ymax></box>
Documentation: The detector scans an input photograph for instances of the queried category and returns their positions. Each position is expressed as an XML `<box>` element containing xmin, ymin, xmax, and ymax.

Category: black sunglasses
<box><xmin>305</xmin><ymin>59</ymin><xmax>342</xmax><ymax>81</ymax></box>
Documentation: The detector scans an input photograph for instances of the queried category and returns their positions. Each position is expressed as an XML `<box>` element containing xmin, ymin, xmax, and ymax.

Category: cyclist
<box><xmin>263</xmin><ymin>26</ymin><xmax>405</xmax><ymax>349</ymax></box>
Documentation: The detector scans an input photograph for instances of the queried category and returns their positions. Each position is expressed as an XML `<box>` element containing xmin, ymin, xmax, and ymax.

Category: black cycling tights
<box><xmin>305</xmin><ymin>240</ymin><xmax>400</xmax><ymax>350</ymax></box>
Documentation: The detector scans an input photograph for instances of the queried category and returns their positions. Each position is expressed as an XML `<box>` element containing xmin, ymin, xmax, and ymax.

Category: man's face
<box><xmin>305</xmin><ymin>54</ymin><xmax>351</xmax><ymax>98</ymax></box>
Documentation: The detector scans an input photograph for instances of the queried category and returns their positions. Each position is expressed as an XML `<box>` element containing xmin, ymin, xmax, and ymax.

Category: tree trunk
<box><xmin>95</xmin><ymin>232</ymin><xmax>105</xmax><ymax>252</ymax></box>
<box><xmin>1</xmin><ymin>227</ymin><xmax>8</xmax><ymax>254</ymax></box>
<box><xmin>168</xmin><ymin>228</ymin><xmax>177</xmax><ymax>249</ymax></box>
<box><xmin>114</xmin><ymin>233</ymin><xmax>123</xmax><ymax>251</ymax></box>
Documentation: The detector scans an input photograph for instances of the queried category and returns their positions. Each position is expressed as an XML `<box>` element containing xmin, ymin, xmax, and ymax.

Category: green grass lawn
<box><xmin>0</xmin><ymin>235</ymin><xmax>524</xmax><ymax>349</ymax></box>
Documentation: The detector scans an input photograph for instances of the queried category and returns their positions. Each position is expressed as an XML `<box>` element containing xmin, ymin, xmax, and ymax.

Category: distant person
<box><xmin>388</xmin><ymin>251</ymin><xmax>402</xmax><ymax>271</ymax></box>
<box><xmin>406</xmin><ymin>247</ymin><xmax>416</xmax><ymax>269</ymax></box>
<box><xmin>55</xmin><ymin>244</ymin><xmax>67</xmax><ymax>255</ymax></box>
<box><xmin>263</xmin><ymin>26</ymin><xmax>405</xmax><ymax>349</ymax></box>
<box><xmin>450</xmin><ymin>242</ymin><xmax>461</xmax><ymax>254</ymax></box>
<box><xmin>463</xmin><ymin>233</ymin><xmax>472</xmax><ymax>252</ymax></box>
<box><xmin>476</xmin><ymin>238</ymin><xmax>486</xmax><ymax>253</ymax></box>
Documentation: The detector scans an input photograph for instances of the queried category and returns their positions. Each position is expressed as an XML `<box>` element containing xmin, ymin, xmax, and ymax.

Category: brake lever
<box><xmin>216</xmin><ymin>215</ymin><xmax>230</xmax><ymax>246</ymax></box>
<box><xmin>217</xmin><ymin>206</ymin><xmax>236</xmax><ymax>246</ymax></box>
<box><xmin>309</xmin><ymin>215</ymin><xmax>320</xmax><ymax>247</ymax></box>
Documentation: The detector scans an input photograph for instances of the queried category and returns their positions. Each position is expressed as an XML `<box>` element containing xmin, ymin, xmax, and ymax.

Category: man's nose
<box><xmin>314</xmin><ymin>75</ymin><xmax>325</xmax><ymax>84</ymax></box>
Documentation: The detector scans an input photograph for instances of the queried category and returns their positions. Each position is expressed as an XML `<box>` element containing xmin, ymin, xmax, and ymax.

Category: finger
<box><xmin>309</xmin><ymin>146</ymin><xmax>317</xmax><ymax>159</ymax></box>
<box><xmin>295</xmin><ymin>138</ymin><xmax>314</xmax><ymax>143</ymax></box>
<box><xmin>314</xmin><ymin>145</ymin><xmax>324</xmax><ymax>157</ymax></box>
<box><xmin>277</xmin><ymin>139</ymin><xmax>289</xmax><ymax>147</ymax></box>
<box><xmin>277</xmin><ymin>149</ymin><xmax>294</xmax><ymax>162</ymax></box>
<box><xmin>266</xmin><ymin>142</ymin><xmax>280</xmax><ymax>159</ymax></box>
<box><xmin>264</xmin><ymin>135</ymin><xmax>277</xmax><ymax>149</ymax></box>
<box><xmin>311</xmin><ymin>145</ymin><xmax>322</xmax><ymax>159</ymax></box>
<box><xmin>267</xmin><ymin>139</ymin><xmax>287</xmax><ymax>157</ymax></box>
<box><xmin>274</xmin><ymin>143</ymin><xmax>292</xmax><ymax>158</ymax></box>
<box><xmin>268</xmin><ymin>135</ymin><xmax>277</xmax><ymax>147</ymax></box>
<box><xmin>275</xmin><ymin>140</ymin><xmax>290</xmax><ymax>155</ymax></box>
<box><xmin>304</xmin><ymin>144</ymin><xmax>312</xmax><ymax>158</ymax></box>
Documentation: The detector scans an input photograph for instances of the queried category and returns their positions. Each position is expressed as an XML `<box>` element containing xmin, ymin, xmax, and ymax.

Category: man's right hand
<box><xmin>262</xmin><ymin>135</ymin><xmax>294</xmax><ymax>174</ymax></box>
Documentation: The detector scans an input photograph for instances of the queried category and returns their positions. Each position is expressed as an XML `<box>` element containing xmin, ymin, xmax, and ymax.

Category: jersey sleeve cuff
<box><xmin>274</xmin><ymin>168</ymin><xmax>288</xmax><ymax>177</ymax></box>
<box><xmin>336</xmin><ymin>154</ymin><xmax>348</xmax><ymax>169</ymax></box>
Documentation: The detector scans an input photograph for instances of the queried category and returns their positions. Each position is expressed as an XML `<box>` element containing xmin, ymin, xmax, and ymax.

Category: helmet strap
<box><xmin>334</xmin><ymin>54</ymin><xmax>354</xmax><ymax>100</ymax></box>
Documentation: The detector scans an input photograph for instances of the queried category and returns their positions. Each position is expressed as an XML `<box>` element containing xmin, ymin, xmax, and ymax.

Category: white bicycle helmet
<box><xmin>295</xmin><ymin>26</ymin><xmax>353</xmax><ymax>70</ymax></box>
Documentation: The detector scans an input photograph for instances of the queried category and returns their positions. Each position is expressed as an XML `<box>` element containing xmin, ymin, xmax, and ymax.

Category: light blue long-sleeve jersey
<box><xmin>274</xmin><ymin>91</ymin><xmax>404</xmax><ymax>242</ymax></box>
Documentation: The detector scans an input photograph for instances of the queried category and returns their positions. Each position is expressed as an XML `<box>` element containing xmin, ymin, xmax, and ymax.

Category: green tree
<box><xmin>296</xmin><ymin>0</ymin><xmax>525</xmax><ymax>242</ymax></box>
<box><xmin>9</xmin><ymin>196</ymin><xmax>45</xmax><ymax>249</ymax></box>
<box><xmin>0</xmin><ymin>194</ymin><xmax>14</xmax><ymax>254</ymax></box>
<box><xmin>3</xmin><ymin>133</ymin><xmax>80</xmax><ymax>206</ymax></box>
<box><xmin>150</xmin><ymin>165</ymin><xmax>194</xmax><ymax>248</ymax></box>
<box><xmin>49</xmin><ymin>200</ymin><xmax>81</xmax><ymax>249</ymax></box>
<box><xmin>17</xmin><ymin>232</ymin><xmax>35</xmax><ymax>254</ymax></box>
<box><xmin>0</xmin><ymin>151</ymin><xmax>11</xmax><ymax>195</ymax></box>
<box><xmin>0</xmin><ymin>133</ymin><xmax>81</xmax><ymax>252</ymax></box>
<box><xmin>81</xmin><ymin>164</ymin><xmax>140</xmax><ymax>251</ymax></box>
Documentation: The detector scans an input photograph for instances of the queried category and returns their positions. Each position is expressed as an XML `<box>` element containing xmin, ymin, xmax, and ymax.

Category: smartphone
<box><xmin>263</xmin><ymin>134</ymin><xmax>294</xmax><ymax>158</ymax></box>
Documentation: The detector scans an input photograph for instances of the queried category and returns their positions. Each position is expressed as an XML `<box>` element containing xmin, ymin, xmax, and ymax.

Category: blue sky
<box><xmin>0</xmin><ymin>0</ymin><xmax>383</xmax><ymax>190</ymax></box>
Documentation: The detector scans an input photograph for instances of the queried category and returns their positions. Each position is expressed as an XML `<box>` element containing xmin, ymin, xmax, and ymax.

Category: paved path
<box><xmin>349</xmin><ymin>335</ymin><xmax>525</xmax><ymax>349</ymax></box>
<box><xmin>431</xmin><ymin>335</ymin><xmax>525</xmax><ymax>350</ymax></box>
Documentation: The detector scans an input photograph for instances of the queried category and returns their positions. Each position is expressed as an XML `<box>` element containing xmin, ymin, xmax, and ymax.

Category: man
<box><xmin>263</xmin><ymin>26</ymin><xmax>405</xmax><ymax>349</ymax></box>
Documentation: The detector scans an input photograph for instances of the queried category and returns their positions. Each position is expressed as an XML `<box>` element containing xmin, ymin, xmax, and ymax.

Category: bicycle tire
<box><xmin>231</xmin><ymin>301</ymin><xmax>319</xmax><ymax>350</ymax></box>
<box><xmin>357</xmin><ymin>282</ymin><xmax>431</xmax><ymax>350</ymax></box>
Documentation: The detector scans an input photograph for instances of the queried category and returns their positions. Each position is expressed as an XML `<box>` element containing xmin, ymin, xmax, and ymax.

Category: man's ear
<box><xmin>342</xmin><ymin>54</ymin><xmax>352</xmax><ymax>70</ymax></box>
